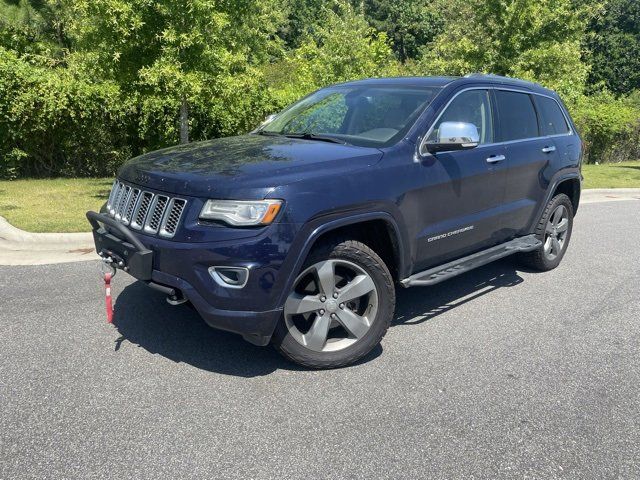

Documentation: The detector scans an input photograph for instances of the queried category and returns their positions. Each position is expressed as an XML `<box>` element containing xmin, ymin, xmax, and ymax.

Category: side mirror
<box><xmin>422</xmin><ymin>121</ymin><xmax>480</xmax><ymax>154</ymax></box>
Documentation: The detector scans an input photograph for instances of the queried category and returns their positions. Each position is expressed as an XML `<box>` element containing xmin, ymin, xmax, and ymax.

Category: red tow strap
<box><xmin>104</xmin><ymin>271</ymin><xmax>114</xmax><ymax>323</ymax></box>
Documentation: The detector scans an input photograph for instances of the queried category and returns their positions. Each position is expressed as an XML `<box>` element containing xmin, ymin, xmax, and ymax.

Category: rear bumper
<box><xmin>87</xmin><ymin>211</ymin><xmax>284</xmax><ymax>346</ymax></box>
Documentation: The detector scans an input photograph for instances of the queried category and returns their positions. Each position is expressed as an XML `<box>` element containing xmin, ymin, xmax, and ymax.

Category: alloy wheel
<box><xmin>283</xmin><ymin>259</ymin><xmax>379</xmax><ymax>352</ymax></box>
<box><xmin>543</xmin><ymin>204</ymin><xmax>569</xmax><ymax>260</ymax></box>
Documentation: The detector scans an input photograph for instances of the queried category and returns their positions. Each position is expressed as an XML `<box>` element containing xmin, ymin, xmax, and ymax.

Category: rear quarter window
<box><xmin>495</xmin><ymin>90</ymin><xmax>539</xmax><ymax>142</ymax></box>
<box><xmin>536</xmin><ymin>96</ymin><xmax>571</xmax><ymax>135</ymax></box>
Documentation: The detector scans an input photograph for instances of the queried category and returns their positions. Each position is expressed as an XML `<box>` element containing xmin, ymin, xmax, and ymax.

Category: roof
<box><xmin>338</xmin><ymin>76</ymin><xmax>458</xmax><ymax>88</ymax></box>
<box><xmin>337</xmin><ymin>74</ymin><xmax>555</xmax><ymax>95</ymax></box>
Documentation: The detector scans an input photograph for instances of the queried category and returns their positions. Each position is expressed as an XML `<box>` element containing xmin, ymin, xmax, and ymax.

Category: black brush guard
<box><xmin>86</xmin><ymin>211</ymin><xmax>153</xmax><ymax>281</ymax></box>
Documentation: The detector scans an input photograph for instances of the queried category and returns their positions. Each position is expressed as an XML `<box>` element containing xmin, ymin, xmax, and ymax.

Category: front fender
<box><xmin>274</xmin><ymin>210</ymin><xmax>409</xmax><ymax>308</ymax></box>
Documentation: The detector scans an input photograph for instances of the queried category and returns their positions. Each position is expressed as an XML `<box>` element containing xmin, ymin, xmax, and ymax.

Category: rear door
<box><xmin>534</xmin><ymin>94</ymin><xmax>581</xmax><ymax>172</ymax></box>
<box><xmin>494</xmin><ymin>89</ymin><xmax>562</xmax><ymax>237</ymax></box>
<box><xmin>413</xmin><ymin>88</ymin><xmax>509</xmax><ymax>270</ymax></box>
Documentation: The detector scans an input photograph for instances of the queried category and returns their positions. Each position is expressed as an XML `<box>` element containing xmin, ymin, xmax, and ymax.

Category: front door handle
<box><xmin>542</xmin><ymin>146</ymin><xmax>556</xmax><ymax>153</ymax></box>
<box><xmin>486</xmin><ymin>154</ymin><xmax>506</xmax><ymax>164</ymax></box>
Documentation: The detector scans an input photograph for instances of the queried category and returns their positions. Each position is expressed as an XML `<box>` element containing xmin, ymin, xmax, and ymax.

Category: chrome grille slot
<box><xmin>104</xmin><ymin>181</ymin><xmax>186</xmax><ymax>238</ymax></box>
<box><xmin>130</xmin><ymin>192</ymin><xmax>153</xmax><ymax>230</ymax></box>
<box><xmin>160</xmin><ymin>199</ymin><xmax>186</xmax><ymax>238</ymax></box>
<box><xmin>122</xmin><ymin>189</ymin><xmax>141</xmax><ymax>225</ymax></box>
<box><xmin>106</xmin><ymin>180</ymin><xmax>118</xmax><ymax>212</ymax></box>
<box><xmin>115</xmin><ymin>185</ymin><xmax>131</xmax><ymax>220</ymax></box>
<box><xmin>144</xmin><ymin>195</ymin><xmax>169</xmax><ymax>234</ymax></box>
<box><xmin>109</xmin><ymin>182</ymin><xmax>124</xmax><ymax>215</ymax></box>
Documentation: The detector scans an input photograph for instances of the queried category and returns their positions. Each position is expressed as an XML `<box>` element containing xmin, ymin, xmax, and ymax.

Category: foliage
<box><xmin>413</xmin><ymin>0</ymin><xmax>589</xmax><ymax>101</ymax></box>
<box><xmin>570</xmin><ymin>91</ymin><xmax>640</xmax><ymax>164</ymax></box>
<box><xmin>266</xmin><ymin>2</ymin><xmax>397</xmax><ymax>107</ymax></box>
<box><xmin>276</xmin><ymin>0</ymin><xmax>322</xmax><ymax>48</ymax></box>
<box><xmin>0</xmin><ymin>0</ymin><xmax>70</xmax><ymax>58</ymax></box>
<box><xmin>586</xmin><ymin>0</ymin><xmax>640</xmax><ymax>95</ymax></box>
<box><xmin>0</xmin><ymin>0</ymin><xmax>639</xmax><ymax>178</ymax></box>
<box><xmin>70</xmin><ymin>0</ymin><xmax>284</xmax><ymax>145</ymax></box>
<box><xmin>0</xmin><ymin>46</ymin><xmax>133</xmax><ymax>179</ymax></box>
<box><xmin>355</xmin><ymin>0</ymin><xmax>443</xmax><ymax>62</ymax></box>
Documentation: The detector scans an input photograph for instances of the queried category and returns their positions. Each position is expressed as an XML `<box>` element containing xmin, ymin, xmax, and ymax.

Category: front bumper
<box><xmin>86</xmin><ymin>211</ymin><xmax>284</xmax><ymax>346</ymax></box>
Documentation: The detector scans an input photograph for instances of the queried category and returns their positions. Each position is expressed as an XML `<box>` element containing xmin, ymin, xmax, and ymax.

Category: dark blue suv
<box><xmin>88</xmin><ymin>74</ymin><xmax>582</xmax><ymax>368</ymax></box>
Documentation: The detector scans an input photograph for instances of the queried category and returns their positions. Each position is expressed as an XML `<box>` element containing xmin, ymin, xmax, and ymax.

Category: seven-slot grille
<box><xmin>106</xmin><ymin>181</ymin><xmax>187</xmax><ymax>238</ymax></box>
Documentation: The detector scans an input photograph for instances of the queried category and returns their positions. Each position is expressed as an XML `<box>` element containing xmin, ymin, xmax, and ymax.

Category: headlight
<box><xmin>199</xmin><ymin>199</ymin><xmax>283</xmax><ymax>226</ymax></box>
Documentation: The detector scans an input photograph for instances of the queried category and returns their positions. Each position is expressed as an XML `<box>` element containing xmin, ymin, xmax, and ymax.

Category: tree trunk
<box><xmin>179</xmin><ymin>95</ymin><xmax>189</xmax><ymax>144</ymax></box>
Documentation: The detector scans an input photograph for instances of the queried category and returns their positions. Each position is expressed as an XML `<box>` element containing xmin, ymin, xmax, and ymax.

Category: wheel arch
<box><xmin>529</xmin><ymin>173</ymin><xmax>581</xmax><ymax>233</ymax></box>
<box><xmin>276</xmin><ymin>212</ymin><xmax>408</xmax><ymax>306</ymax></box>
<box><xmin>552</xmin><ymin>177</ymin><xmax>581</xmax><ymax>214</ymax></box>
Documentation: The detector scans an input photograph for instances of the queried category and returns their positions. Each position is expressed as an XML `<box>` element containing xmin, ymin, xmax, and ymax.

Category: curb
<box><xmin>581</xmin><ymin>188</ymin><xmax>640</xmax><ymax>204</ymax></box>
<box><xmin>0</xmin><ymin>216</ymin><xmax>93</xmax><ymax>244</ymax></box>
<box><xmin>0</xmin><ymin>215</ymin><xmax>97</xmax><ymax>266</ymax></box>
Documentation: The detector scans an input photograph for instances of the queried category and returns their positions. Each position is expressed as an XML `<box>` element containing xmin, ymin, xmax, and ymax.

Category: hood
<box><xmin>118</xmin><ymin>134</ymin><xmax>383</xmax><ymax>199</ymax></box>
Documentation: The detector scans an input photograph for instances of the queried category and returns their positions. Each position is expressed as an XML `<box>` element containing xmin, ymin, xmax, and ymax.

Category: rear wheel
<box><xmin>518</xmin><ymin>193</ymin><xmax>574</xmax><ymax>271</ymax></box>
<box><xmin>272</xmin><ymin>239</ymin><xmax>395</xmax><ymax>369</ymax></box>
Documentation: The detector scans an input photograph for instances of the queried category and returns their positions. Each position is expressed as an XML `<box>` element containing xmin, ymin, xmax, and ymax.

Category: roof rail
<box><xmin>463</xmin><ymin>72</ymin><xmax>542</xmax><ymax>88</ymax></box>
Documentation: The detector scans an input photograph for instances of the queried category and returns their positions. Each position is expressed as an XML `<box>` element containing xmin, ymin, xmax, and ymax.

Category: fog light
<box><xmin>208</xmin><ymin>266</ymin><xmax>249</xmax><ymax>289</ymax></box>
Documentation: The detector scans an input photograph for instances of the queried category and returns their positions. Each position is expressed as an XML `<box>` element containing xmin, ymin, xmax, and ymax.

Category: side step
<box><xmin>400</xmin><ymin>234</ymin><xmax>542</xmax><ymax>288</ymax></box>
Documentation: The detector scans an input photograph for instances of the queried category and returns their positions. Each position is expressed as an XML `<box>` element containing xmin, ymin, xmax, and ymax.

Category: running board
<box><xmin>400</xmin><ymin>234</ymin><xmax>542</xmax><ymax>287</ymax></box>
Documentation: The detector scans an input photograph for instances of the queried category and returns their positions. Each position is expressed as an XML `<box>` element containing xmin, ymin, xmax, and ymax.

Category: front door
<box><xmin>413</xmin><ymin>88</ymin><xmax>509</xmax><ymax>271</ymax></box>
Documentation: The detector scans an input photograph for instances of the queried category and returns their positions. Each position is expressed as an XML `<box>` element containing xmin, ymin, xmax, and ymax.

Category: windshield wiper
<box><xmin>283</xmin><ymin>132</ymin><xmax>347</xmax><ymax>145</ymax></box>
<box><xmin>255</xmin><ymin>130</ymin><xmax>282</xmax><ymax>137</ymax></box>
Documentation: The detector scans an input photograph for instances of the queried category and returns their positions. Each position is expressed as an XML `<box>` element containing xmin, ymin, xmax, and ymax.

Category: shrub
<box><xmin>0</xmin><ymin>47</ymin><xmax>135</xmax><ymax>179</ymax></box>
<box><xmin>569</xmin><ymin>91</ymin><xmax>640</xmax><ymax>163</ymax></box>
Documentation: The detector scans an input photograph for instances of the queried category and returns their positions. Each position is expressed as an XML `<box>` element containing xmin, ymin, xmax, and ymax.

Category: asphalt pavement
<box><xmin>1</xmin><ymin>200</ymin><xmax>639</xmax><ymax>479</ymax></box>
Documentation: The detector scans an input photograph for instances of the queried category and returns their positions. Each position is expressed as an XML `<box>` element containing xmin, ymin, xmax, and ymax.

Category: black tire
<box><xmin>518</xmin><ymin>193</ymin><xmax>574</xmax><ymax>271</ymax></box>
<box><xmin>272</xmin><ymin>239</ymin><xmax>395</xmax><ymax>369</ymax></box>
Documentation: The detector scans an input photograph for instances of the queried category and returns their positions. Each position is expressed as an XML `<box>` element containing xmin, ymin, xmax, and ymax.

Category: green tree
<box><xmin>71</xmin><ymin>0</ymin><xmax>284</xmax><ymax>145</ymax></box>
<box><xmin>355</xmin><ymin>0</ymin><xmax>443</xmax><ymax>62</ymax></box>
<box><xmin>414</xmin><ymin>0</ymin><xmax>589</xmax><ymax>100</ymax></box>
<box><xmin>277</xmin><ymin>0</ymin><xmax>323</xmax><ymax>49</ymax></box>
<box><xmin>267</xmin><ymin>1</ymin><xmax>397</xmax><ymax>106</ymax></box>
<box><xmin>0</xmin><ymin>0</ymin><xmax>70</xmax><ymax>59</ymax></box>
<box><xmin>586</xmin><ymin>0</ymin><xmax>640</xmax><ymax>95</ymax></box>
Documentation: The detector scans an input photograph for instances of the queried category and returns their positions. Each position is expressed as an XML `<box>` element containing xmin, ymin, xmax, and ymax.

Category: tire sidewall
<box><xmin>537</xmin><ymin>194</ymin><xmax>574</xmax><ymax>269</ymax></box>
<box><xmin>272</xmin><ymin>240</ymin><xmax>395</xmax><ymax>368</ymax></box>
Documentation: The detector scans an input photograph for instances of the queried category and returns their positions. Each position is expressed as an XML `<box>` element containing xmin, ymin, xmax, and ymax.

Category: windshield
<box><xmin>259</xmin><ymin>85</ymin><xmax>441</xmax><ymax>147</ymax></box>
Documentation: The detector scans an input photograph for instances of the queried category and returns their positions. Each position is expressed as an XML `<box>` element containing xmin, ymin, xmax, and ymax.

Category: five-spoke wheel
<box><xmin>543</xmin><ymin>204</ymin><xmax>569</xmax><ymax>260</ymax></box>
<box><xmin>519</xmin><ymin>192</ymin><xmax>574</xmax><ymax>271</ymax></box>
<box><xmin>273</xmin><ymin>239</ymin><xmax>395</xmax><ymax>369</ymax></box>
<box><xmin>284</xmin><ymin>259</ymin><xmax>378</xmax><ymax>352</ymax></box>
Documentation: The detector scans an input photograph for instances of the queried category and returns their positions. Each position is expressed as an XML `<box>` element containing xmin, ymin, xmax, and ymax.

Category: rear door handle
<box><xmin>542</xmin><ymin>146</ymin><xmax>556</xmax><ymax>153</ymax></box>
<box><xmin>486</xmin><ymin>154</ymin><xmax>506</xmax><ymax>164</ymax></box>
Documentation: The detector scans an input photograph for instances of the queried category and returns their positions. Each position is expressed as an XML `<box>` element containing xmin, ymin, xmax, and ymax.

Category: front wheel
<box><xmin>272</xmin><ymin>239</ymin><xmax>395</xmax><ymax>369</ymax></box>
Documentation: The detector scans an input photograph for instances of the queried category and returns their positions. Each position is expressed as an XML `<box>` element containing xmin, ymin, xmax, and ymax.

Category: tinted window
<box><xmin>536</xmin><ymin>96</ymin><xmax>570</xmax><ymax>135</ymax></box>
<box><xmin>495</xmin><ymin>91</ymin><xmax>539</xmax><ymax>141</ymax></box>
<box><xmin>278</xmin><ymin>92</ymin><xmax>348</xmax><ymax>134</ymax></box>
<box><xmin>428</xmin><ymin>89</ymin><xmax>494</xmax><ymax>144</ymax></box>
<box><xmin>262</xmin><ymin>86</ymin><xmax>440</xmax><ymax>147</ymax></box>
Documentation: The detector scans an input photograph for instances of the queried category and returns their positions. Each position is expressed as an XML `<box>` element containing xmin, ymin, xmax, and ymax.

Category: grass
<box><xmin>0</xmin><ymin>178</ymin><xmax>112</xmax><ymax>233</ymax></box>
<box><xmin>582</xmin><ymin>161</ymin><xmax>640</xmax><ymax>189</ymax></box>
<box><xmin>0</xmin><ymin>161</ymin><xmax>639</xmax><ymax>233</ymax></box>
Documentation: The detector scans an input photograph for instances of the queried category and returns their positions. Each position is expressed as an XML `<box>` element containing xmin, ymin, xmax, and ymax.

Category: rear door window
<box><xmin>495</xmin><ymin>90</ymin><xmax>539</xmax><ymax>142</ymax></box>
<box><xmin>536</xmin><ymin>96</ymin><xmax>570</xmax><ymax>135</ymax></box>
